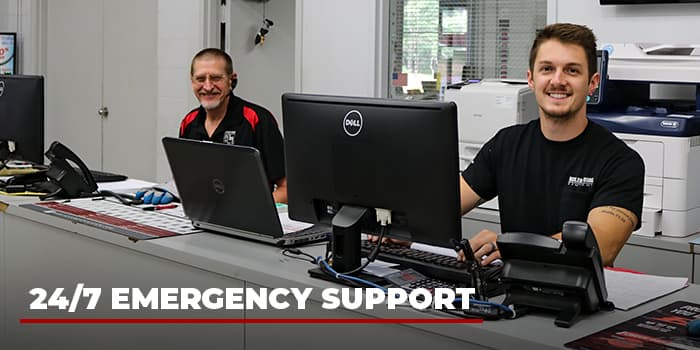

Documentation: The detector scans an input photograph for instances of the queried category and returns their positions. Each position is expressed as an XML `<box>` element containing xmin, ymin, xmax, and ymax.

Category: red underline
<box><xmin>21</xmin><ymin>318</ymin><xmax>482</xmax><ymax>324</ymax></box>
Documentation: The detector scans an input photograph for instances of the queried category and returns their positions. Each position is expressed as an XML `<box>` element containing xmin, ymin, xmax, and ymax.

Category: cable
<box><xmin>332</xmin><ymin>208</ymin><xmax>392</xmax><ymax>276</ymax></box>
<box><xmin>340</xmin><ymin>225</ymin><xmax>388</xmax><ymax>276</ymax></box>
<box><xmin>98</xmin><ymin>190</ymin><xmax>142</xmax><ymax>205</ymax></box>
<box><xmin>282</xmin><ymin>248</ymin><xmax>316</xmax><ymax>264</ymax></box>
<box><xmin>317</xmin><ymin>258</ymin><xmax>388</xmax><ymax>292</ymax></box>
<box><xmin>470</xmin><ymin>299</ymin><xmax>514</xmax><ymax>315</ymax></box>
<box><xmin>453</xmin><ymin>297</ymin><xmax>516</xmax><ymax>319</ymax></box>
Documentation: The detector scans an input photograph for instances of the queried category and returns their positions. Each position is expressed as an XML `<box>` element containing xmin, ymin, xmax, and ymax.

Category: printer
<box><xmin>445</xmin><ymin>79</ymin><xmax>538</xmax><ymax>210</ymax></box>
<box><xmin>589</xmin><ymin>43</ymin><xmax>700</xmax><ymax>237</ymax></box>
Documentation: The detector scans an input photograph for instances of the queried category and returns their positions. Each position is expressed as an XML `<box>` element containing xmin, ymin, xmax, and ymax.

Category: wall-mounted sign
<box><xmin>0</xmin><ymin>33</ymin><xmax>17</xmax><ymax>75</ymax></box>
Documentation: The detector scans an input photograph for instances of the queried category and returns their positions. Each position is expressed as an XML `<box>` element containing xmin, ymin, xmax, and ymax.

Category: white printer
<box><xmin>610</xmin><ymin>132</ymin><xmax>700</xmax><ymax>237</ymax></box>
<box><xmin>589</xmin><ymin>43</ymin><xmax>700</xmax><ymax>237</ymax></box>
<box><xmin>444</xmin><ymin>79</ymin><xmax>538</xmax><ymax>210</ymax></box>
<box><xmin>445</xmin><ymin>79</ymin><xmax>538</xmax><ymax>169</ymax></box>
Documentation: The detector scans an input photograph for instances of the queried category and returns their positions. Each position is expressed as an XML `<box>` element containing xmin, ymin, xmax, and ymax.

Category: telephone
<box><xmin>43</xmin><ymin>141</ymin><xmax>98</xmax><ymax>198</ymax></box>
<box><xmin>1</xmin><ymin>141</ymin><xmax>97</xmax><ymax>199</ymax></box>
<box><xmin>0</xmin><ymin>140</ymin><xmax>12</xmax><ymax>163</ymax></box>
<box><xmin>497</xmin><ymin>221</ymin><xmax>613</xmax><ymax>328</ymax></box>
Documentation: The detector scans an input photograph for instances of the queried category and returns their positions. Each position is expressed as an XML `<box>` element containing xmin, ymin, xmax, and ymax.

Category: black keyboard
<box><xmin>276</xmin><ymin>224</ymin><xmax>331</xmax><ymax>247</ymax></box>
<box><xmin>74</xmin><ymin>167</ymin><xmax>128</xmax><ymax>183</ymax></box>
<box><xmin>361</xmin><ymin>240</ymin><xmax>503</xmax><ymax>295</ymax></box>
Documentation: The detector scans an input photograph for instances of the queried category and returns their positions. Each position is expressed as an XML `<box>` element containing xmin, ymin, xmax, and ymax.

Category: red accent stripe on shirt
<box><xmin>243</xmin><ymin>106</ymin><xmax>259</xmax><ymax>132</ymax></box>
<box><xmin>179</xmin><ymin>110</ymin><xmax>200</xmax><ymax>137</ymax></box>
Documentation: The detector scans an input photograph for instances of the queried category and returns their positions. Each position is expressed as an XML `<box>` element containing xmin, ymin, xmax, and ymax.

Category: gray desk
<box><xmin>463</xmin><ymin>208</ymin><xmax>700</xmax><ymax>282</ymax></box>
<box><xmin>2</xmin><ymin>196</ymin><xmax>699</xmax><ymax>350</ymax></box>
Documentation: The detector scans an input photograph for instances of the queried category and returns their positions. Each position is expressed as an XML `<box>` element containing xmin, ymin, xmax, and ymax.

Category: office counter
<box><xmin>620</xmin><ymin>232</ymin><xmax>699</xmax><ymax>282</ymax></box>
<box><xmin>2</xmin><ymin>196</ymin><xmax>699</xmax><ymax>350</ymax></box>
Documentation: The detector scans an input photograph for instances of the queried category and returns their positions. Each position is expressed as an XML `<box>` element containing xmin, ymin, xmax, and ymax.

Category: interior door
<box><xmin>102</xmin><ymin>0</ymin><xmax>157</xmax><ymax>180</ymax></box>
<box><xmin>45</xmin><ymin>0</ymin><xmax>157</xmax><ymax>180</ymax></box>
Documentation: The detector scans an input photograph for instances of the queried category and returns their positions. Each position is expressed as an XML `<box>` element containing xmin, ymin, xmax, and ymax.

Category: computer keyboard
<box><xmin>89</xmin><ymin>169</ymin><xmax>128</xmax><ymax>183</ymax></box>
<box><xmin>361</xmin><ymin>240</ymin><xmax>504</xmax><ymax>296</ymax></box>
<box><xmin>72</xmin><ymin>167</ymin><xmax>128</xmax><ymax>183</ymax></box>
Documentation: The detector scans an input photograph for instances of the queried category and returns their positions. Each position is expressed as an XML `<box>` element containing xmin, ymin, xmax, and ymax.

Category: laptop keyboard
<box><xmin>276</xmin><ymin>224</ymin><xmax>331</xmax><ymax>247</ymax></box>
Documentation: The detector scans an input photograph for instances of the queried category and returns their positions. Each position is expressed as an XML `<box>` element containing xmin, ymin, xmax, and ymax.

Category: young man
<box><xmin>461</xmin><ymin>23</ymin><xmax>644</xmax><ymax>266</ymax></box>
<box><xmin>179</xmin><ymin>48</ymin><xmax>287</xmax><ymax>203</ymax></box>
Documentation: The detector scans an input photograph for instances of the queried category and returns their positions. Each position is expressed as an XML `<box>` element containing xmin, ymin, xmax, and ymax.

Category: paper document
<box><xmin>278</xmin><ymin>211</ymin><xmax>313</xmax><ymax>234</ymax></box>
<box><xmin>364</xmin><ymin>259</ymin><xmax>401</xmax><ymax>277</ymax></box>
<box><xmin>97</xmin><ymin>179</ymin><xmax>156</xmax><ymax>192</ymax></box>
<box><xmin>410</xmin><ymin>242</ymin><xmax>458</xmax><ymax>258</ymax></box>
<box><xmin>605</xmin><ymin>268</ymin><xmax>688</xmax><ymax>311</ymax></box>
<box><xmin>411</xmin><ymin>242</ymin><xmax>503</xmax><ymax>266</ymax></box>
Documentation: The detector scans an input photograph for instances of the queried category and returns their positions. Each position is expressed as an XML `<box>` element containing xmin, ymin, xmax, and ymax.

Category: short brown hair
<box><xmin>528</xmin><ymin>23</ymin><xmax>597</xmax><ymax>80</ymax></box>
<box><xmin>190</xmin><ymin>48</ymin><xmax>234</xmax><ymax>77</ymax></box>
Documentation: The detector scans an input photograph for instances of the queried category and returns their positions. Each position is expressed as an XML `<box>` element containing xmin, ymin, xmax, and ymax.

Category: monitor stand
<box><xmin>328</xmin><ymin>205</ymin><xmax>367</xmax><ymax>273</ymax></box>
<box><xmin>308</xmin><ymin>205</ymin><xmax>387</xmax><ymax>286</ymax></box>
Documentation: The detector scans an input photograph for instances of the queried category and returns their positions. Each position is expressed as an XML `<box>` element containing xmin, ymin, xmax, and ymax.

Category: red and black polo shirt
<box><xmin>179</xmin><ymin>92</ymin><xmax>285</xmax><ymax>184</ymax></box>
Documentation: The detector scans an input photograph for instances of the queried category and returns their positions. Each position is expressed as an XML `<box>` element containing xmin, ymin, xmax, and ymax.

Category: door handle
<box><xmin>98</xmin><ymin>106</ymin><xmax>109</xmax><ymax>118</ymax></box>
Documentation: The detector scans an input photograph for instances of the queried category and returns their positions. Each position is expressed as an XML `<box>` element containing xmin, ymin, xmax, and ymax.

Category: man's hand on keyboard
<box><xmin>457</xmin><ymin>229</ymin><xmax>501</xmax><ymax>266</ymax></box>
<box><xmin>367</xmin><ymin>235</ymin><xmax>411</xmax><ymax>247</ymax></box>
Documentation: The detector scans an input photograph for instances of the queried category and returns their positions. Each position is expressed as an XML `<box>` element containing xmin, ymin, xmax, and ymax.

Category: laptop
<box><xmin>162</xmin><ymin>137</ymin><xmax>330</xmax><ymax>247</ymax></box>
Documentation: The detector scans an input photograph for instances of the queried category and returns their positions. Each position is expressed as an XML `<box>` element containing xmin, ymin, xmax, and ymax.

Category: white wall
<box><xmin>295</xmin><ymin>0</ymin><xmax>386</xmax><ymax>98</ymax></box>
<box><xmin>551</xmin><ymin>0</ymin><xmax>700</xmax><ymax>44</ymax></box>
<box><xmin>155</xmin><ymin>0</ymin><xmax>205</xmax><ymax>182</ymax></box>
<box><xmin>229</xmin><ymin>0</ymin><xmax>295</xmax><ymax>127</ymax></box>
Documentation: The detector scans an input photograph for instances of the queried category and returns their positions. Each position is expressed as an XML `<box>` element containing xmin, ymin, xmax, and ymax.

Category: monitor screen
<box><xmin>282</xmin><ymin>93</ymin><xmax>461</xmax><ymax>272</ymax></box>
<box><xmin>0</xmin><ymin>32</ymin><xmax>16</xmax><ymax>75</ymax></box>
<box><xmin>587</xmin><ymin>50</ymin><xmax>608</xmax><ymax>106</ymax></box>
<box><xmin>0</xmin><ymin>75</ymin><xmax>45</xmax><ymax>164</ymax></box>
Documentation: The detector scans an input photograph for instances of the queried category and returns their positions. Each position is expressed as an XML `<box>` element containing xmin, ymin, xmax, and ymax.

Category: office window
<box><xmin>389</xmin><ymin>0</ymin><xmax>547</xmax><ymax>100</ymax></box>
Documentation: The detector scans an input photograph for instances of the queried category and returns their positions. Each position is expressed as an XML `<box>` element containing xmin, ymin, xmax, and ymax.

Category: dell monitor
<box><xmin>587</xmin><ymin>50</ymin><xmax>608</xmax><ymax>106</ymax></box>
<box><xmin>282</xmin><ymin>93</ymin><xmax>461</xmax><ymax>273</ymax></box>
<box><xmin>0</xmin><ymin>75</ymin><xmax>45</xmax><ymax>164</ymax></box>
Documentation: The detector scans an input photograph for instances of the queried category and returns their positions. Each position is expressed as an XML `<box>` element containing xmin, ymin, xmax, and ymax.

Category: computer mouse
<box><xmin>688</xmin><ymin>318</ymin><xmax>700</xmax><ymax>337</ymax></box>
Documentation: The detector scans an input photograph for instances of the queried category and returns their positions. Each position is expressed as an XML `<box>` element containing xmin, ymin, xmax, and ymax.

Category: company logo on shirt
<box><xmin>223</xmin><ymin>131</ymin><xmax>236</xmax><ymax>145</ymax></box>
<box><xmin>568</xmin><ymin>176</ymin><xmax>594</xmax><ymax>188</ymax></box>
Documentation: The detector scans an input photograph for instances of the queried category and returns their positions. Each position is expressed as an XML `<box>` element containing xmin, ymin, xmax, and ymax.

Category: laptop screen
<box><xmin>162</xmin><ymin>137</ymin><xmax>284</xmax><ymax>239</ymax></box>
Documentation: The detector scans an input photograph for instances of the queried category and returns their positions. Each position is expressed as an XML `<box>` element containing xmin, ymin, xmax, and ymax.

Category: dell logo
<box><xmin>212</xmin><ymin>178</ymin><xmax>225</xmax><ymax>194</ymax></box>
<box><xmin>0</xmin><ymin>81</ymin><xmax>4</xmax><ymax>97</ymax></box>
<box><xmin>343</xmin><ymin>110</ymin><xmax>363</xmax><ymax>136</ymax></box>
